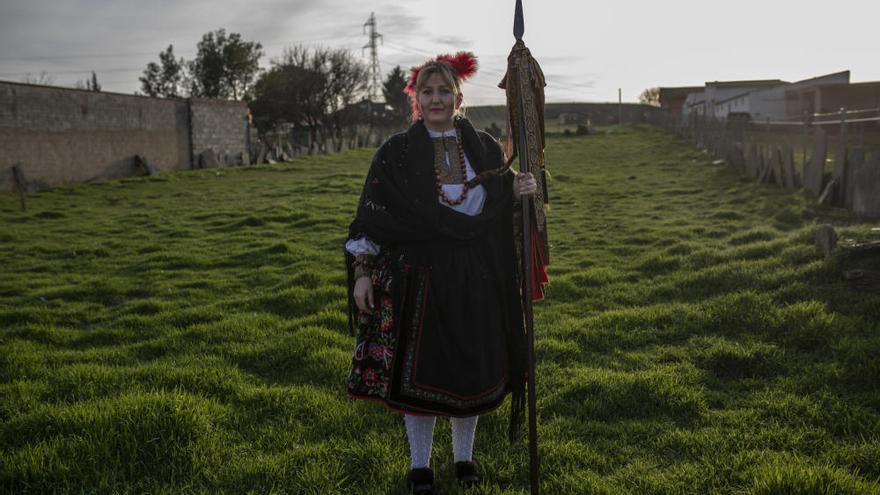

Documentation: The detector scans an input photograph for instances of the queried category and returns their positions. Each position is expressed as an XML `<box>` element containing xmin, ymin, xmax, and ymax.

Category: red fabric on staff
<box><xmin>529</xmin><ymin>223</ymin><xmax>548</xmax><ymax>301</ymax></box>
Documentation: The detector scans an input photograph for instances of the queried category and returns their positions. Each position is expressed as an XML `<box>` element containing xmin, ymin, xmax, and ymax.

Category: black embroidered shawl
<box><xmin>344</xmin><ymin>117</ymin><xmax>527</xmax><ymax>441</ymax></box>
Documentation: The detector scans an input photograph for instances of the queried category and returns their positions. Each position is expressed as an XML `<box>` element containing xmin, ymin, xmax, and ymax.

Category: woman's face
<box><xmin>418</xmin><ymin>72</ymin><xmax>462</xmax><ymax>131</ymax></box>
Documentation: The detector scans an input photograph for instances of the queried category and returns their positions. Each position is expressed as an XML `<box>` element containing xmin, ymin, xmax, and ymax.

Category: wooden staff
<box><xmin>512</xmin><ymin>2</ymin><xmax>540</xmax><ymax>493</ymax></box>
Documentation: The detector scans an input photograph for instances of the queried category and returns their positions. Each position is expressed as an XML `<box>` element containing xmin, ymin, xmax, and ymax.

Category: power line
<box><xmin>0</xmin><ymin>34</ymin><xmax>369</xmax><ymax>81</ymax></box>
<box><xmin>3</xmin><ymin>35</ymin><xmax>595</xmax><ymax>101</ymax></box>
<box><xmin>381</xmin><ymin>40</ymin><xmax>595</xmax><ymax>95</ymax></box>
<box><xmin>0</xmin><ymin>67</ymin><xmax>143</xmax><ymax>77</ymax></box>
<box><xmin>0</xmin><ymin>50</ymin><xmax>171</xmax><ymax>62</ymax></box>
<box><xmin>2</xmin><ymin>34</ymin><xmax>593</xmax><ymax>94</ymax></box>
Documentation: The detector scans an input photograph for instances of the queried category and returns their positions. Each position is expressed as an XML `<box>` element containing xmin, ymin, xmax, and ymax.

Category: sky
<box><xmin>1</xmin><ymin>0</ymin><xmax>878</xmax><ymax>105</ymax></box>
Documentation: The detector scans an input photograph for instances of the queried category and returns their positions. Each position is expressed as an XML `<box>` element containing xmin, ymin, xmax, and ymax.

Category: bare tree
<box><xmin>20</xmin><ymin>71</ymin><xmax>56</xmax><ymax>85</ymax></box>
<box><xmin>76</xmin><ymin>71</ymin><xmax>102</xmax><ymax>91</ymax></box>
<box><xmin>251</xmin><ymin>45</ymin><xmax>367</xmax><ymax>153</ymax></box>
<box><xmin>284</xmin><ymin>46</ymin><xmax>329</xmax><ymax>153</ymax></box>
<box><xmin>639</xmin><ymin>87</ymin><xmax>661</xmax><ymax>107</ymax></box>
<box><xmin>323</xmin><ymin>49</ymin><xmax>369</xmax><ymax>151</ymax></box>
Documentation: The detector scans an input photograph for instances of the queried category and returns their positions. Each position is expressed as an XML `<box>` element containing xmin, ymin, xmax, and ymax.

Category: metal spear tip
<box><xmin>514</xmin><ymin>0</ymin><xmax>524</xmax><ymax>40</ymax></box>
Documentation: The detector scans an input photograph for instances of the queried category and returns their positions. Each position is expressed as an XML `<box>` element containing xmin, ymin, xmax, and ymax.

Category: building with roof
<box><xmin>785</xmin><ymin>79</ymin><xmax>880</xmax><ymax>120</ymax></box>
<box><xmin>658</xmin><ymin>86</ymin><xmax>703</xmax><ymax>119</ymax></box>
<box><xmin>714</xmin><ymin>71</ymin><xmax>850</xmax><ymax>121</ymax></box>
<box><xmin>701</xmin><ymin>79</ymin><xmax>786</xmax><ymax>118</ymax></box>
<box><xmin>681</xmin><ymin>79</ymin><xmax>785</xmax><ymax>118</ymax></box>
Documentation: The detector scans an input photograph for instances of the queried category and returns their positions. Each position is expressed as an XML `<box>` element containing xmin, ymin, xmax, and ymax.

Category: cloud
<box><xmin>376</xmin><ymin>11</ymin><xmax>423</xmax><ymax>38</ymax></box>
<box><xmin>538</xmin><ymin>55</ymin><xmax>584</xmax><ymax>65</ymax></box>
<box><xmin>0</xmin><ymin>0</ymin><xmax>380</xmax><ymax>90</ymax></box>
<box><xmin>544</xmin><ymin>72</ymin><xmax>597</xmax><ymax>87</ymax></box>
<box><xmin>431</xmin><ymin>35</ymin><xmax>473</xmax><ymax>49</ymax></box>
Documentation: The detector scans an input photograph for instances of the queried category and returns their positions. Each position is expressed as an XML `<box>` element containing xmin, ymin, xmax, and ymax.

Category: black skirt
<box><xmin>347</xmin><ymin>229</ymin><xmax>520</xmax><ymax>416</ymax></box>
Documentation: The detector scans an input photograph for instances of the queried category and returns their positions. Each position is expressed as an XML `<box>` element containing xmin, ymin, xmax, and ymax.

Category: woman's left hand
<box><xmin>513</xmin><ymin>172</ymin><xmax>537</xmax><ymax>201</ymax></box>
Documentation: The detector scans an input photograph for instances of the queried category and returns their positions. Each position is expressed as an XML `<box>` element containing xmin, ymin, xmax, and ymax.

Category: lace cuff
<box><xmin>345</xmin><ymin>237</ymin><xmax>381</xmax><ymax>256</ymax></box>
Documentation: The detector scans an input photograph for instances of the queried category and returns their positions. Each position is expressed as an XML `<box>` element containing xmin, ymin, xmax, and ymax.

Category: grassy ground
<box><xmin>2</xmin><ymin>125</ymin><xmax>879</xmax><ymax>494</ymax></box>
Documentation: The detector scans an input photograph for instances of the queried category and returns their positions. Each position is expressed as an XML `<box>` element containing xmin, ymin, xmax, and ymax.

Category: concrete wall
<box><xmin>728</xmin><ymin>94</ymin><xmax>751</xmax><ymax>116</ymax></box>
<box><xmin>684</xmin><ymin>92</ymin><xmax>707</xmax><ymax>116</ymax></box>
<box><xmin>704</xmin><ymin>85</ymin><xmax>772</xmax><ymax>118</ymax></box>
<box><xmin>745</xmin><ymin>72</ymin><xmax>850</xmax><ymax>121</ymax></box>
<box><xmin>817</xmin><ymin>82</ymin><xmax>880</xmax><ymax>114</ymax></box>
<box><xmin>690</xmin><ymin>81</ymin><xmax>785</xmax><ymax>119</ymax></box>
<box><xmin>190</xmin><ymin>98</ymin><xmax>250</xmax><ymax>166</ymax></box>
<box><xmin>0</xmin><ymin>81</ymin><xmax>250</xmax><ymax>191</ymax></box>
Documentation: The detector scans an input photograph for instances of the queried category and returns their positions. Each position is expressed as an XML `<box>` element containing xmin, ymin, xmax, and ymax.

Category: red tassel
<box><xmin>529</xmin><ymin>222</ymin><xmax>549</xmax><ymax>301</ymax></box>
<box><xmin>405</xmin><ymin>66</ymin><xmax>423</xmax><ymax>120</ymax></box>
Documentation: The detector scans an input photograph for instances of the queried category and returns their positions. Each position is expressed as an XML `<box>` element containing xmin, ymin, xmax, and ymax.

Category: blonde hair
<box><xmin>414</xmin><ymin>60</ymin><xmax>461</xmax><ymax>95</ymax></box>
<box><xmin>414</xmin><ymin>60</ymin><xmax>466</xmax><ymax>118</ymax></box>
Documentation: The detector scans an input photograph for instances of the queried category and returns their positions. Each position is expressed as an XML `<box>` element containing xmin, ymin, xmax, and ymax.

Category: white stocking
<box><xmin>451</xmin><ymin>415</ymin><xmax>478</xmax><ymax>463</ymax></box>
<box><xmin>404</xmin><ymin>414</ymin><xmax>436</xmax><ymax>469</ymax></box>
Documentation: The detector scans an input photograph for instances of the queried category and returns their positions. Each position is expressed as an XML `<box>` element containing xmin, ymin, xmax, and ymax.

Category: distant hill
<box><xmin>466</xmin><ymin>102</ymin><xmax>660</xmax><ymax>130</ymax></box>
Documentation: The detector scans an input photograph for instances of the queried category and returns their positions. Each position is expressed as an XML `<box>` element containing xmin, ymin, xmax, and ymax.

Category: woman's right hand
<box><xmin>353</xmin><ymin>276</ymin><xmax>374</xmax><ymax>313</ymax></box>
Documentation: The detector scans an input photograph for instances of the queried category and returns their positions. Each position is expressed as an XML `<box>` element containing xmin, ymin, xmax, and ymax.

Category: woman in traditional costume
<box><xmin>344</xmin><ymin>51</ymin><xmax>537</xmax><ymax>494</ymax></box>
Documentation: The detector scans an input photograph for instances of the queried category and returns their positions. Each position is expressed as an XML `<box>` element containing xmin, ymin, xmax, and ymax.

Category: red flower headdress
<box><xmin>403</xmin><ymin>51</ymin><xmax>478</xmax><ymax>121</ymax></box>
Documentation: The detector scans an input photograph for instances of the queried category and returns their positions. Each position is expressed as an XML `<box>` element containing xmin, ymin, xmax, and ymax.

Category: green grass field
<box><xmin>2</xmin><ymin>125</ymin><xmax>879</xmax><ymax>494</ymax></box>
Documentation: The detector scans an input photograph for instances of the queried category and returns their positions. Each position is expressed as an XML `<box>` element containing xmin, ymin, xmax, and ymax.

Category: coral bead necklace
<box><xmin>434</xmin><ymin>127</ymin><xmax>469</xmax><ymax>206</ymax></box>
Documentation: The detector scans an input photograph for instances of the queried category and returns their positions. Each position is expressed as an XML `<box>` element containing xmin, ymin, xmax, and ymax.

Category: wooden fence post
<box><xmin>782</xmin><ymin>143</ymin><xmax>797</xmax><ymax>189</ymax></box>
<box><xmin>846</xmin><ymin>147</ymin><xmax>864</xmax><ymax>209</ymax></box>
<box><xmin>801</xmin><ymin>117</ymin><xmax>809</xmax><ymax>169</ymax></box>
<box><xmin>771</xmin><ymin>145</ymin><xmax>784</xmax><ymax>186</ymax></box>
<box><xmin>804</xmin><ymin>128</ymin><xmax>827</xmax><ymax>197</ymax></box>
<box><xmin>748</xmin><ymin>141</ymin><xmax>760</xmax><ymax>179</ymax></box>
<box><xmin>758</xmin><ymin>145</ymin><xmax>771</xmax><ymax>183</ymax></box>
<box><xmin>12</xmin><ymin>164</ymin><xmax>28</xmax><ymax>212</ymax></box>
<box><xmin>852</xmin><ymin>149</ymin><xmax>880</xmax><ymax>219</ymax></box>
<box><xmin>832</xmin><ymin>108</ymin><xmax>848</xmax><ymax>206</ymax></box>
<box><xmin>663</xmin><ymin>104</ymin><xmax>877</xmax><ymax>218</ymax></box>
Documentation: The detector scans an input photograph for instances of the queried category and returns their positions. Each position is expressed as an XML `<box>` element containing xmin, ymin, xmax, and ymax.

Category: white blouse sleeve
<box><xmin>345</xmin><ymin>237</ymin><xmax>381</xmax><ymax>256</ymax></box>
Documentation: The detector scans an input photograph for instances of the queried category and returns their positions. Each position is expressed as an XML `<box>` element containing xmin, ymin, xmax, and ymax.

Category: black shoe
<box><xmin>455</xmin><ymin>461</ymin><xmax>481</xmax><ymax>487</ymax></box>
<box><xmin>407</xmin><ymin>467</ymin><xmax>434</xmax><ymax>494</ymax></box>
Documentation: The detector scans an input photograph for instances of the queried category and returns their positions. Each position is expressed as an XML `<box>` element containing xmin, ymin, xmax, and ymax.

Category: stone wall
<box><xmin>0</xmin><ymin>81</ymin><xmax>250</xmax><ymax>191</ymax></box>
<box><xmin>190</xmin><ymin>98</ymin><xmax>251</xmax><ymax>167</ymax></box>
